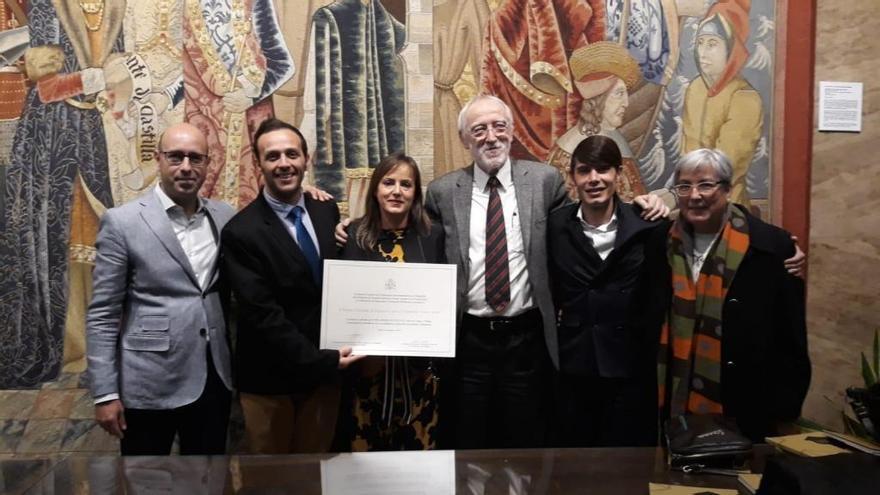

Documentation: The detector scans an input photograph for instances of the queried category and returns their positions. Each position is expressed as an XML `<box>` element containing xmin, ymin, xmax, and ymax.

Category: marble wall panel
<box><xmin>806</xmin><ymin>0</ymin><xmax>880</xmax><ymax>430</ymax></box>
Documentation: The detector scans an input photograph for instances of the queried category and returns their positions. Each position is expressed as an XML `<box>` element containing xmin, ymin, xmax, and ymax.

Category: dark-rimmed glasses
<box><xmin>158</xmin><ymin>150</ymin><xmax>209</xmax><ymax>166</ymax></box>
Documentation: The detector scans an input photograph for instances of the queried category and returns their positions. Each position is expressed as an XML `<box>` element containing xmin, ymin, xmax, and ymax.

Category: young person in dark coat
<box><xmin>650</xmin><ymin>148</ymin><xmax>810</xmax><ymax>442</ymax></box>
<box><xmin>548</xmin><ymin>135</ymin><xmax>664</xmax><ymax>447</ymax></box>
<box><xmin>339</xmin><ymin>152</ymin><xmax>448</xmax><ymax>451</ymax></box>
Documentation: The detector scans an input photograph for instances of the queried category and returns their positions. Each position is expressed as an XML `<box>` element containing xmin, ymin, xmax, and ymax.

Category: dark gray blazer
<box><xmin>87</xmin><ymin>190</ymin><xmax>235</xmax><ymax>409</ymax></box>
<box><xmin>424</xmin><ymin>160</ymin><xmax>569</xmax><ymax>367</ymax></box>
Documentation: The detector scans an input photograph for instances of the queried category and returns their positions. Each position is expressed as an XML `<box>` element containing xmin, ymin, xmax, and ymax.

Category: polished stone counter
<box><xmin>2</xmin><ymin>447</ymin><xmax>774</xmax><ymax>494</ymax></box>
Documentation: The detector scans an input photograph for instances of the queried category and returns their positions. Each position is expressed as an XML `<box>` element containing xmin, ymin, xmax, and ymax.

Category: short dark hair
<box><xmin>252</xmin><ymin>118</ymin><xmax>309</xmax><ymax>160</ymax></box>
<box><xmin>569</xmin><ymin>135</ymin><xmax>622</xmax><ymax>173</ymax></box>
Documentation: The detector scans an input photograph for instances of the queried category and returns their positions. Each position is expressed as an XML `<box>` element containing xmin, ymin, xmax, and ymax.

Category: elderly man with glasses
<box><xmin>648</xmin><ymin>148</ymin><xmax>811</xmax><ymax>442</ymax></box>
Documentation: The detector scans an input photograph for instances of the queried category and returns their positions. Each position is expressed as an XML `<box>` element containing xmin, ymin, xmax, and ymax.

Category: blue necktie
<box><xmin>289</xmin><ymin>206</ymin><xmax>322</xmax><ymax>285</ymax></box>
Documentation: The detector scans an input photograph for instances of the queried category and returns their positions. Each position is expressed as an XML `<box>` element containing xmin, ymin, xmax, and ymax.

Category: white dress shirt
<box><xmin>576</xmin><ymin>207</ymin><xmax>618</xmax><ymax>260</ymax></box>
<box><xmin>263</xmin><ymin>189</ymin><xmax>321</xmax><ymax>256</ymax></box>
<box><xmin>466</xmin><ymin>160</ymin><xmax>535</xmax><ymax>317</ymax></box>
<box><xmin>96</xmin><ymin>185</ymin><xmax>218</xmax><ymax>405</ymax></box>
<box><xmin>689</xmin><ymin>232</ymin><xmax>719</xmax><ymax>282</ymax></box>
<box><xmin>155</xmin><ymin>185</ymin><xmax>218</xmax><ymax>290</ymax></box>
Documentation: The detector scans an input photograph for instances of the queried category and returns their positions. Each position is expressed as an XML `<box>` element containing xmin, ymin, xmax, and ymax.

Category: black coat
<box><xmin>548</xmin><ymin>199</ymin><xmax>663</xmax><ymax>378</ymax></box>
<box><xmin>221</xmin><ymin>193</ymin><xmax>341</xmax><ymax>395</ymax></box>
<box><xmin>646</xmin><ymin>205</ymin><xmax>811</xmax><ymax>441</ymax></box>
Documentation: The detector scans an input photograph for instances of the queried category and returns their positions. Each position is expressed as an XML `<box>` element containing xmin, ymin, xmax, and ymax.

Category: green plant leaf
<box><xmin>842</xmin><ymin>412</ymin><xmax>870</xmax><ymax>439</ymax></box>
<box><xmin>862</xmin><ymin>352</ymin><xmax>877</xmax><ymax>387</ymax></box>
<box><xmin>874</xmin><ymin>329</ymin><xmax>879</xmax><ymax>379</ymax></box>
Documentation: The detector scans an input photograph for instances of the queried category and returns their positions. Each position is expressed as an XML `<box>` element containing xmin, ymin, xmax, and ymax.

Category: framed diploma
<box><xmin>319</xmin><ymin>260</ymin><xmax>457</xmax><ymax>357</ymax></box>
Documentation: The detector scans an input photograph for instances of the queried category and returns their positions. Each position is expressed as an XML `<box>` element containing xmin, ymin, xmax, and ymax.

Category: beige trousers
<box><xmin>239</xmin><ymin>381</ymin><xmax>341</xmax><ymax>454</ymax></box>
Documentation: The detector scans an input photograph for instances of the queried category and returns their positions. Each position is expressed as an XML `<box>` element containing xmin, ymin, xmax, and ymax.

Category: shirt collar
<box><xmin>154</xmin><ymin>184</ymin><xmax>206</xmax><ymax>214</ymax></box>
<box><xmin>473</xmin><ymin>158</ymin><xmax>513</xmax><ymax>192</ymax></box>
<box><xmin>576</xmin><ymin>205</ymin><xmax>617</xmax><ymax>232</ymax></box>
<box><xmin>263</xmin><ymin>188</ymin><xmax>306</xmax><ymax>216</ymax></box>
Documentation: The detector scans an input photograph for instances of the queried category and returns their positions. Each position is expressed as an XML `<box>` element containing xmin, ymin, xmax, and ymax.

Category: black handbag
<box><xmin>664</xmin><ymin>414</ymin><xmax>754</xmax><ymax>474</ymax></box>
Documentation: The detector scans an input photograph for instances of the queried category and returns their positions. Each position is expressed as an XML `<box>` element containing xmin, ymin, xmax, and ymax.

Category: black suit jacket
<box><xmin>548</xmin><ymin>199</ymin><xmax>662</xmax><ymax>379</ymax></box>
<box><xmin>221</xmin><ymin>192</ymin><xmax>341</xmax><ymax>394</ymax></box>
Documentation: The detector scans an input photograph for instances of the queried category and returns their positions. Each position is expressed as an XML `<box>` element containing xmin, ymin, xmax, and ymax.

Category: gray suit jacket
<box><xmin>86</xmin><ymin>191</ymin><xmax>235</xmax><ymax>410</ymax></box>
<box><xmin>424</xmin><ymin>160</ymin><xmax>569</xmax><ymax>368</ymax></box>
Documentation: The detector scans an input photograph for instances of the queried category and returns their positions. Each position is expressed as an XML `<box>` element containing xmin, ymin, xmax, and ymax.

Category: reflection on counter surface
<box><xmin>5</xmin><ymin>447</ymin><xmax>770</xmax><ymax>494</ymax></box>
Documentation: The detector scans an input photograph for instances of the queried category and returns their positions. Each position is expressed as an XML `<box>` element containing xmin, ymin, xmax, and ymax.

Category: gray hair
<box><xmin>674</xmin><ymin>148</ymin><xmax>733</xmax><ymax>184</ymax></box>
<box><xmin>457</xmin><ymin>94</ymin><xmax>514</xmax><ymax>136</ymax></box>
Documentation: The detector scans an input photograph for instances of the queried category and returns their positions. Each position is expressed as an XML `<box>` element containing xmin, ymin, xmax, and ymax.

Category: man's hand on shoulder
<box><xmin>303</xmin><ymin>185</ymin><xmax>334</xmax><ymax>202</ymax></box>
<box><xmin>95</xmin><ymin>399</ymin><xmax>127</xmax><ymax>439</ymax></box>
<box><xmin>785</xmin><ymin>235</ymin><xmax>807</xmax><ymax>278</ymax></box>
<box><xmin>335</xmin><ymin>218</ymin><xmax>352</xmax><ymax>247</ymax></box>
<box><xmin>337</xmin><ymin>346</ymin><xmax>366</xmax><ymax>369</ymax></box>
<box><xmin>633</xmin><ymin>193</ymin><xmax>670</xmax><ymax>221</ymax></box>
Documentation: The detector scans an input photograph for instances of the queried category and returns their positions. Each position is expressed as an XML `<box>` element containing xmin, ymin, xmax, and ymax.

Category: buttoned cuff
<box><xmin>94</xmin><ymin>393</ymin><xmax>119</xmax><ymax>404</ymax></box>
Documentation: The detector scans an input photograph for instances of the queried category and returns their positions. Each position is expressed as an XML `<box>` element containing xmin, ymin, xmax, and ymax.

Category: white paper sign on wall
<box><xmin>818</xmin><ymin>81</ymin><xmax>863</xmax><ymax>132</ymax></box>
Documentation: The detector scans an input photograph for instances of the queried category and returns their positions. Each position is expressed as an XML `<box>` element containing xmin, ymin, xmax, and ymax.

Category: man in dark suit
<box><xmin>87</xmin><ymin>123</ymin><xmax>235</xmax><ymax>455</ymax></box>
<box><xmin>221</xmin><ymin>118</ymin><xmax>363</xmax><ymax>454</ymax></box>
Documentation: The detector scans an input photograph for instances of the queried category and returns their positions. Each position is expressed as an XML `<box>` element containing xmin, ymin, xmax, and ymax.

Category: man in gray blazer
<box><xmin>424</xmin><ymin>95</ymin><xmax>568</xmax><ymax>448</ymax></box>
<box><xmin>86</xmin><ymin>123</ymin><xmax>235</xmax><ymax>455</ymax></box>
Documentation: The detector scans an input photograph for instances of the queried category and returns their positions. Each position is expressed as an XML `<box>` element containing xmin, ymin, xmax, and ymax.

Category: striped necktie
<box><xmin>485</xmin><ymin>175</ymin><xmax>510</xmax><ymax>312</ymax></box>
<box><xmin>289</xmin><ymin>206</ymin><xmax>322</xmax><ymax>286</ymax></box>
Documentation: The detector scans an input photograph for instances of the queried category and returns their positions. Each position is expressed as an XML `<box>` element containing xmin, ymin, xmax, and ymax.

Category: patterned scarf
<box><xmin>374</xmin><ymin>229</ymin><xmax>416</xmax><ymax>425</ymax></box>
<box><xmin>658</xmin><ymin>204</ymin><xmax>750</xmax><ymax>417</ymax></box>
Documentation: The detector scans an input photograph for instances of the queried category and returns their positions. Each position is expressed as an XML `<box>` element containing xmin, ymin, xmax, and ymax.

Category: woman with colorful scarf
<box><xmin>651</xmin><ymin>148</ymin><xmax>811</xmax><ymax>442</ymax></box>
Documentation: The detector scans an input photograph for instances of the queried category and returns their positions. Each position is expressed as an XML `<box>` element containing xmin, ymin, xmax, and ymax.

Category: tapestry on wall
<box><xmin>0</xmin><ymin>0</ymin><xmax>774</xmax><ymax>389</ymax></box>
<box><xmin>0</xmin><ymin>0</ymin><xmax>413</xmax><ymax>388</ymax></box>
<box><xmin>435</xmin><ymin>0</ymin><xmax>774</xmax><ymax>210</ymax></box>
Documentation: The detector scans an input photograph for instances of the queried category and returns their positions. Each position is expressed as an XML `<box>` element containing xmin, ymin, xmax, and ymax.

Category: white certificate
<box><xmin>320</xmin><ymin>260</ymin><xmax>457</xmax><ymax>357</ymax></box>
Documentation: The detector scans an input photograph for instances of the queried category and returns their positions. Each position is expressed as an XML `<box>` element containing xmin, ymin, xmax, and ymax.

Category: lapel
<box><xmin>511</xmin><ymin>160</ymin><xmax>535</xmax><ymax>255</ymax></box>
<box><xmin>592</xmin><ymin>199</ymin><xmax>656</xmax><ymax>279</ymax></box>
<box><xmin>452</xmin><ymin>165</ymin><xmax>474</xmax><ymax>264</ymax></box>
<box><xmin>565</xmin><ymin>205</ymin><xmax>603</xmax><ymax>265</ymax></box>
<box><xmin>139</xmin><ymin>192</ymin><xmax>200</xmax><ymax>289</ymax></box>
<box><xmin>304</xmin><ymin>196</ymin><xmax>336</xmax><ymax>260</ymax></box>
<box><xmin>253</xmin><ymin>193</ymin><xmax>313</xmax><ymax>275</ymax></box>
<box><xmin>202</xmin><ymin>200</ymin><xmax>226</xmax><ymax>290</ymax></box>
<box><xmin>610</xmin><ymin>199</ymin><xmax>655</xmax><ymax>252</ymax></box>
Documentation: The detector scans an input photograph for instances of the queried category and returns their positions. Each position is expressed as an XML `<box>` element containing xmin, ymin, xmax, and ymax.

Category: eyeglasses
<box><xmin>469</xmin><ymin>120</ymin><xmax>510</xmax><ymax>140</ymax></box>
<box><xmin>669</xmin><ymin>180</ymin><xmax>726</xmax><ymax>197</ymax></box>
<box><xmin>158</xmin><ymin>150</ymin><xmax>209</xmax><ymax>166</ymax></box>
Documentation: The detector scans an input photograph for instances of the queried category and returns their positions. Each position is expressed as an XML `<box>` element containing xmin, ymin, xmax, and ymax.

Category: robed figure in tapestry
<box><xmin>306</xmin><ymin>0</ymin><xmax>407</xmax><ymax>203</ymax></box>
<box><xmin>0</xmin><ymin>0</ymin><xmax>123</xmax><ymax>388</ymax></box>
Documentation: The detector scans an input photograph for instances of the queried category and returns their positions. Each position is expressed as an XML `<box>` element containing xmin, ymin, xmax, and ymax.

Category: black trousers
<box><xmin>555</xmin><ymin>373</ymin><xmax>657</xmax><ymax>447</ymax></box>
<box><xmin>120</xmin><ymin>349</ymin><xmax>231</xmax><ymax>455</ymax></box>
<box><xmin>454</xmin><ymin>309</ymin><xmax>549</xmax><ymax>449</ymax></box>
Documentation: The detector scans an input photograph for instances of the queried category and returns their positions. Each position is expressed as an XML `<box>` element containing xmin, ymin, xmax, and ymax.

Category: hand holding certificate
<box><xmin>320</xmin><ymin>260</ymin><xmax>457</xmax><ymax>357</ymax></box>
